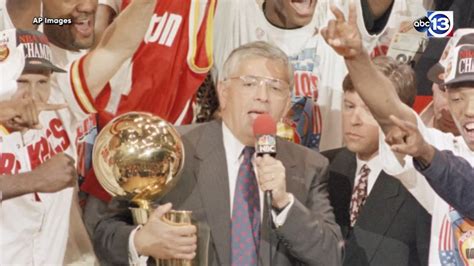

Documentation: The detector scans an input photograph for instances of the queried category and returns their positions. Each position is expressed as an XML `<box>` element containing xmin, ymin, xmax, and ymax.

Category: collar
<box><xmin>356</xmin><ymin>153</ymin><xmax>383</xmax><ymax>177</ymax></box>
<box><xmin>222</xmin><ymin>121</ymin><xmax>246</xmax><ymax>164</ymax></box>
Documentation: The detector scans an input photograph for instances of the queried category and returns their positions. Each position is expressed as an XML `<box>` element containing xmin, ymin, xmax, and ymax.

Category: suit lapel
<box><xmin>354</xmin><ymin>171</ymin><xmax>404</xmax><ymax>262</ymax></box>
<box><xmin>276</xmin><ymin>139</ymin><xmax>298</xmax><ymax>200</ymax></box>
<box><xmin>327</xmin><ymin>150</ymin><xmax>407</xmax><ymax>263</ymax></box>
<box><xmin>329</xmin><ymin>149</ymin><xmax>357</xmax><ymax>188</ymax></box>
<box><xmin>327</xmin><ymin>149</ymin><xmax>357</xmax><ymax>238</ymax></box>
<box><xmin>194</xmin><ymin>121</ymin><xmax>231</xmax><ymax>265</ymax></box>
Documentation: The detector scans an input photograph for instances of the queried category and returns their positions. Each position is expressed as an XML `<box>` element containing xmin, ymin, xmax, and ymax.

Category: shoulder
<box><xmin>379</xmin><ymin>170</ymin><xmax>430</xmax><ymax>217</ymax></box>
<box><xmin>178</xmin><ymin>120</ymin><xmax>220</xmax><ymax>146</ymax></box>
<box><xmin>176</xmin><ymin>123</ymin><xmax>202</xmax><ymax>136</ymax></box>
<box><xmin>321</xmin><ymin>147</ymin><xmax>350</xmax><ymax>162</ymax></box>
<box><xmin>279</xmin><ymin>138</ymin><xmax>329</xmax><ymax>169</ymax></box>
<box><xmin>322</xmin><ymin>147</ymin><xmax>355</xmax><ymax>169</ymax></box>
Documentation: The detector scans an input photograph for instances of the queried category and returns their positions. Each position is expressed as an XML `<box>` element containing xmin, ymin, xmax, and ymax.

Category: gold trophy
<box><xmin>92</xmin><ymin>112</ymin><xmax>196</xmax><ymax>265</ymax></box>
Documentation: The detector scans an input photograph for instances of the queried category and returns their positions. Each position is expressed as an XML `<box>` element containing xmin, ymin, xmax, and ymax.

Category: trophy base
<box><xmin>158</xmin><ymin>210</ymin><xmax>194</xmax><ymax>266</ymax></box>
<box><xmin>129</xmin><ymin>207</ymin><xmax>197</xmax><ymax>265</ymax></box>
<box><xmin>157</xmin><ymin>259</ymin><xmax>193</xmax><ymax>266</ymax></box>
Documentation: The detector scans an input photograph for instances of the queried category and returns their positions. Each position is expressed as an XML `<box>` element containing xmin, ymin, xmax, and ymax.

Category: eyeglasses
<box><xmin>224</xmin><ymin>75</ymin><xmax>290</xmax><ymax>98</ymax></box>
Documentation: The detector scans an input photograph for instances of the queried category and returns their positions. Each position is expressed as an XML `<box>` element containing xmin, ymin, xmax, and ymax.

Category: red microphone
<box><xmin>252</xmin><ymin>114</ymin><xmax>277</xmax><ymax>157</ymax></box>
<box><xmin>253</xmin><ymin>113</ymin><xmax>276</xmax><ymax>265</ymax></box>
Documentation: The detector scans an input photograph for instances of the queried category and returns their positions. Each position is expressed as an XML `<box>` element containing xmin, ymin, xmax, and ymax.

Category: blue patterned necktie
<box><xmin>231</xmin><ymin>146</ymin><xmax>260</xmax><ymax>266</ymax></box>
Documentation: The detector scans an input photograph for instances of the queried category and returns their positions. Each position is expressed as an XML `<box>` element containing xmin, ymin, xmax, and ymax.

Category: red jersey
<box><xmin>96</xmin><ymin>0</ymin><xmax>214</xmax><ymax>128</ymax></box>
<box><xmin>82</xmin><ymin>0</ymin><xmax>215</xmax><ymax>201</ymax></box>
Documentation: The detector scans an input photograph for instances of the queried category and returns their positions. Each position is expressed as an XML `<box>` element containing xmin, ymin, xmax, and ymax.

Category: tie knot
<box><xmin>242</xmin><ymin>147</ymin><xmax>255</xmax><ymax>160</ymax></box>
<box><xmin>359</xmin><ymin>164</ymin><xmax>370</xmax><ymax>176</ymax></box>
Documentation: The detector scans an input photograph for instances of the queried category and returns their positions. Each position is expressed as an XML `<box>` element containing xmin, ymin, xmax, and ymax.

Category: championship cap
<box><xmin>427</xmin><ymin>29</ymin><xmax>474</xmax><ymax>84</ymax></box>
<box><xmin>17</xmin><ymin>29</ymin><xmax>65</xmax><ymax>73</ymax></box>
<box><xmin>443</xmin><ymin>44</ymin><xmax>474</xmax><ymax>86</ymax></box>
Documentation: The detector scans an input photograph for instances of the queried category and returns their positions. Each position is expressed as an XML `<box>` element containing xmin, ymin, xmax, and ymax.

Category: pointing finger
<box><xmin>348</xmin><ymin>0</ymin><xmax>358</xmax><ymax>24</ymax></box>
<box><xmin>389</xmin><ymin>115</ymin><xmax>416</xmax><ymax>133</ymax></box>
<box><xmin>330</xmin><ymin>4</ymin><xmax>346</xmax><ymax>22</ymax></box>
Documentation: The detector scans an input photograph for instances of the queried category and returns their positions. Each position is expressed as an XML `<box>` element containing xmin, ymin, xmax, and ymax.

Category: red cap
<box><xmin>253</xmin><ymin>114</ymin><xmax>277</xmax><ymax>136</ymax></box>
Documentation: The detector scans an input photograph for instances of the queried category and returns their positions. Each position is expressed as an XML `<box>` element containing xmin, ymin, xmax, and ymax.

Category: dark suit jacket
<box><xmin>93</xmin><ymin>120</ymin><xmax>343</xmax><ymax>265</ymax></box>
<box><xmin>323</xmin><ymin>148</ymin><xmax>431</xmax><ymax>266</ymax></box>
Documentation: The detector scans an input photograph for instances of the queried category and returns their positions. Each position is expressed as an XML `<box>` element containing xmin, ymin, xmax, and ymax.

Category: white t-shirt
<box><xmin>0</xmin><ymin>0</ymin><xmax>14</xmax><ymax>31</ymax></box>
<box><xmin>0</xmin><ymin>24</ymin><xmax>96</xmax><ymax>264</ymax></box>
<box><xmin>378</xmin><ymin>111</ymin><xmax>474</xmax><ymax>266</ymax></box>
<box><xmin>0</xmin><ymin>58</ymin><xmax>94</xmax><ymax>265</ymax></box>
<box><xmin>49</xmin><ymin>44</ymin><xmax>98</xmax><ymax>184</ymax></box>
<box><xmin>355</xmin><ymin>155</ymin><xmax>383</xmax><ymax>195</ymax></box>
<box><xmin>49</xmin><ymin>37</ymin><xmax>98</xmax><ymax>266</ymax></box>
<box><xmin>0</xmin><ymin>4</ymin><xmax>97</xmax><ymax>259</ymax></box>
<box><xmin>212</xmin><ymin>0</ymin><xmax>404</xmax><ymax>151</ymax></box>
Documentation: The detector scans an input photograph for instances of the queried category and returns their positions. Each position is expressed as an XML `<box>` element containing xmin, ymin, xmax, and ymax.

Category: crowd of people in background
<box><xmin>1</xmin><ymin>0</ymin><xmax>474</xmax><ymax>265</ymax></box>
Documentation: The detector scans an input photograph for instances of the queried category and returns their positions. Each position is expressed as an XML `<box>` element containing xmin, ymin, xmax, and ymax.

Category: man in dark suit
<box><xmin>323</xmin><ymin>56</ymin><xmax>431</xmax><ymax>266</ymax></box>
<box><xmin>92</xmin><ymin>41</ymin><xmax>343</xmax><ymax>265</ymax></box>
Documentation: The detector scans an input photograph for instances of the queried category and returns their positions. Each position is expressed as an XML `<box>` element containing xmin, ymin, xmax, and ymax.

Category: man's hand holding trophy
<box><xmin>93</xmin><ymin>112</ymin><xmax>198</xmax><ymax>265</ymax></box>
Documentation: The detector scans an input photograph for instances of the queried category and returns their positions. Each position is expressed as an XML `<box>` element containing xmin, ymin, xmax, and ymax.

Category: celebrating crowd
<box><xmin>1</xmin><ymin>0</ymin><xmax>474</xmax><ymax>265</ymax></box>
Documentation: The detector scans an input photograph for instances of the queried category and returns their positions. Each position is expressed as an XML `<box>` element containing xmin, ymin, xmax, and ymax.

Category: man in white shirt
<box><xmin>0</xmin><ymin>97</ymin><xmax>75</xmax><ymax>202</ymax></box>
<box><xmin>1</xmin><ymin>0</ymin><xmax>99</xmax><ymax>195</ymax></box>
<box><xmin>322</xmin><ymin>4</ymin><xmax>474</xmax><ymax>265</ymax></box>
<box><xmin>0</xmin><ymin>28</ymin><xmax>96</xmax><ymax>266</ymax></box>
<box><xmin>323</xmin><ymin>56</ymin><xmax>430</xmax><ymax>266</ymax></box>
<box><xmin>93</xmin><ymin>41</ymin><xmax>342</xmax><ymax>266</ymax></box>
<box><xmin>0</xmin><ymin>29</ymin><xmax>75</xmax><ymax>202</ymax></box>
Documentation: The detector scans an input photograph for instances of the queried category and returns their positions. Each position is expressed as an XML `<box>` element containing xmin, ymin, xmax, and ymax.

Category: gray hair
<box><xmin>220</xmin><ymin>41</ymin><xmax>294</xmax><ymax>88</ymax></box>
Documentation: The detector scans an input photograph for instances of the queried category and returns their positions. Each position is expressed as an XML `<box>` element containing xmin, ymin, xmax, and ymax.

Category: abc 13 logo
<box><xmin>413</xmin><ymin>11</ymin><xmax>454</xmax><ymax>38</ymax></box>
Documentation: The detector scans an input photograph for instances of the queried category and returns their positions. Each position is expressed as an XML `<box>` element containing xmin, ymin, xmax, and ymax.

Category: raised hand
<box><xmin>1</xmin><ymin>96</ymin><xmax>67</xmax><ymax>131</ymax></box>
<box><xmin>386</xmin><ymin>115</ymin><xmax>435</xmax><ymax>164</ymax></box>
<box><xmin>320</xmin><ymin>2</ymin><xmax>363</xmax><ymax>58</ymax></box>
<box><xmin>255</xmin><ymin>154</ymin><xmax>290</xmax><ymax>209</ymax></box>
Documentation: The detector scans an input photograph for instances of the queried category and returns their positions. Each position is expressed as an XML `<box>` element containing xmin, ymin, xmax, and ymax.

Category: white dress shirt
<box><xmin>222</xmin><ymin>122</ymin><xmax>294</xmax><ymax>220</ymax></box>
<box><xmin>354</xmin><ymin>154</ymin><xmax>383</xmax><ymax>196</ymax></box>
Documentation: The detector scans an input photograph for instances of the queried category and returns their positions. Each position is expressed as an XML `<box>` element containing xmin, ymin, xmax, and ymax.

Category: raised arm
<box><xmin>83</xmin><ymin>0</ymin><xmax>156</xmax><ymax>98</ymax></box>
<box><xmin>0</xmin><ymin>97</ymin><xmax>67</xmax><ymax>131</ymax></box>
<box><xmin>388</xmin><ymin>115</ymin><xmax>474</xmax><ymax>219</ymax></box>
<box><xmin>321</xmin><ymin>3</ymin><xmax>416</xmax><ymax>135</ymax></box>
